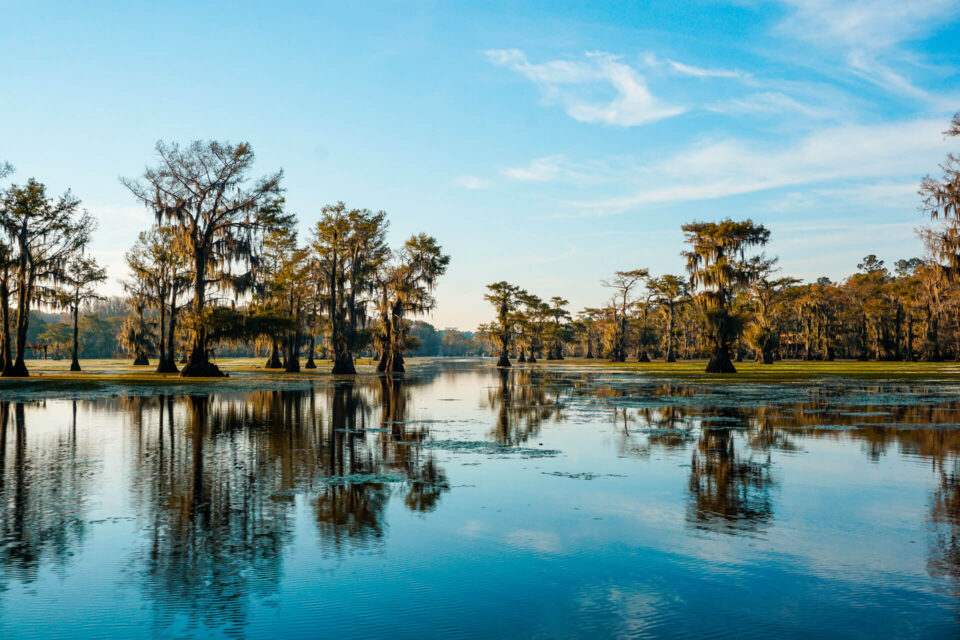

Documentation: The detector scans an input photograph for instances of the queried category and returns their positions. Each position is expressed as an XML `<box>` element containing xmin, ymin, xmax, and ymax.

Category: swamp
<box><xmin>2</xmin><ymin>358</ymin><xmax>960</xmax><ymax>638</ymax></box>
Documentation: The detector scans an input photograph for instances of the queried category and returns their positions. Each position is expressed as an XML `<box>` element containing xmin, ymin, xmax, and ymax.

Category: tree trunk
<box><xmin>284</xmin><ymin>333</ymin><xmax>301</xmax><ymax>373</ymax></box>
<box><xmin>157</xmin><ymin>295</ymin><xmax>167</xmax><ymax>369</ymax></box>
<box><xmin>664</xmin><ymin>305</ymin><xmax>676</xmax><ymax>362</ymax></box>
<box><xmin>180</xmin><ymin>255</ymin><xmax>223</xmax><ymax>378</ymax></box>
<box><xmin>705</xmin><ymin>348</ymin><xmax>737</xmax><ymax>373</ymax></box>
<box><xmin>304</xmin><ymin>334</ymin><xmax>317</xmax><ymax>369</ymax></box>
<box><xmin>496</xmin><ymin>341</ymin><xmax>511</xmax><ymax>367</ymax></box>
<box><xmin>70</xmin><ymin>304</ymin><xmax>81</xmax><ymax>372</ymax></box>
<box><xmin>8</xmin><ymin>275</ymin><xmax>32</xmax><ymax>377</ymax></box>
<box><xmin>0</xmin><ymin>277</ymin><xmax>12</xmax><ymax>376</ymax></box>
<box><xmin>156</xmin><ymin>297</ymin><xmax>179</xmax><ymax>374</ymax></box>
<box><xmin>332</xmin><ymin>351</ymin><xmax>356</xmax><ymax>374</ymax></box>
<box><xmin>265</xmin><ymin>341</ymin><xmax>283</xmax><ymax>369</ymax></box>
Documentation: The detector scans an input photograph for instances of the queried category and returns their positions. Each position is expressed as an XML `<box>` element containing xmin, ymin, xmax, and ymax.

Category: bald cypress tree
<box><xmin>122</xmin><ymin>141</ymin><xmax>287</xmax><ymax>377</ymax></box>
<box><xmin>60</xmin><ymin>255</ymin><xmax>107</xmax><ymax>372</ymax></box>
<box><xmin>682</xmin><ymin>219</ymin><xmax>769</xmax><ymax>373</ymax></box>
<box><xmin>311</xmin><ymin>203</ymin><xmax>389</xmax><ymax>374</ymax></box>
<box><xmin>0</xmin><ymin>179</ymin><xmax>93</xmax><ymax>377</ymax></box>
<box><xmin>480</xmin><ymin>282</ymin><xmax>521</xmax><ymax>367</ymax></box>
<box><xmin>375</xmin><ymin>234</ymin><xmax>450</xmax><ymax>373</ymax></box>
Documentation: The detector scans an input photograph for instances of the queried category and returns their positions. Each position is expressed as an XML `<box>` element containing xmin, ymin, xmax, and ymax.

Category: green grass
<box><xmin>548</xmin><ymin>357</ymin><xmax>960</xmax><ymax>381</ymax></box>
<box><xmin>4</xmin><ymin>356</ymin><xmax>960</xmax><ymax>385</ymax></box>
<box><xmin>0</xmin><ymin>356</ymin><xmax>383</xmax><ymax>384</ymax></box>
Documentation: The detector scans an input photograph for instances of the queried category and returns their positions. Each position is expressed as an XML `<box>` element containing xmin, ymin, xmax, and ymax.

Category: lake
<box><xmin>1</xmin><ymin>359</ymin><xmax>959</xmax><ymax>638</ymax></box>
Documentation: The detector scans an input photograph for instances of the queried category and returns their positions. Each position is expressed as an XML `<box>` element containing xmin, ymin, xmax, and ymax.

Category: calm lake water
<box><xmin>2</xmin><ymin>359</ymin><xmax>960</xmax><ymax>638</ymax></box>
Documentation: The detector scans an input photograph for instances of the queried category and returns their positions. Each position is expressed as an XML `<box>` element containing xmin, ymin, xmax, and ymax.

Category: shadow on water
<box><xmin>5</xmin><ymin>361</ymin><xmax>960</xmax><ymax>635</ymax></box>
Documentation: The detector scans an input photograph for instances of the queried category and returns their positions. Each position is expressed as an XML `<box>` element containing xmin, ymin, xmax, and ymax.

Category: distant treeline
<box><xmin>478</xmin><ymin>113</ymin><xmax>960</xmax><ymax>373</ymax></box>
<box><xmin>18</xmin><ymin>299</ymin><xmax>485</xmax><ymax>361</ymax></box>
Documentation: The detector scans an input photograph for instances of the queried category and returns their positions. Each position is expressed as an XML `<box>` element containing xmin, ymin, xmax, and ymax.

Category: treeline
<box><xmin>407</xmin><ymin>322</ymin><xmax>485</xmax><ymax>357</ymax></box>
<box><xmin>480</xmin><ymin>112</ymin><xmax>960</xmax><ymax>374</ymax></box>
<box><xmin>15</xmin><ymin>311</ymin><xmax>482</xmax><ymax>362</ymax></box>
<box><xmin>1</xmin><ymin>140</ymin><xmax>452</xmax><ymax>377</ymax></box>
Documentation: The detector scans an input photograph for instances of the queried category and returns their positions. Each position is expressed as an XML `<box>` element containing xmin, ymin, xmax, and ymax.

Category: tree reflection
<box><xmin>687</xmin><ymin>422</ymin><xmax>775</xmax><ymax>535</ymax></box>
<box><xmin>929</xmin><ymin>465</ymin><xmax>960</xmax><ymax>593</ymax></box>
<box><xmin>485</xmin><ymin>368</ymin><xmax>563</xmax><ymax>445</ymax></box>
<box><xmin>0</xmin><ymin>401</ymin><xmax>95</xmax><ymax>586</ymax></box>
<box><xmin>122</xmin><ymin>377</ymin><xmax>450</xmax><ymax>632</ymax></box>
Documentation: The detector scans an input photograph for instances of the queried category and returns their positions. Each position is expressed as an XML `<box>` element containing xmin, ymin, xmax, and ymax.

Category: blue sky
<box><xmin>1</xmin><ymin>1</ymin><xmax>958</xmax><ymax>329</ymax></box>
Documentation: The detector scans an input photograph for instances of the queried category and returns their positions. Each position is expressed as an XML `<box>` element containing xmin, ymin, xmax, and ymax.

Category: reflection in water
<box><xmin>5</xmin><ymin>363</ymin><xmax>960</xmax><ymax>636</ymax></box>
<box><xmin>0</xmin><ymin>401</ymin><xmax>95</xmax><ymax>588</ymax></box>
<box><xmin>122</xmin><ymin>378</ymin><xmax>451</xmax><ymax>630</ymax></box>
<box><xmin>687</xmin><ymin>425</ymin><xmax>775</xmax><ymax>535</ymax></box>
<box><xmin>929</xmin><ymin>463</ymin><xmax>960</xmax><ymax>602</ymax></box>
<box><xmin>485</xmin><ymin>368</ymin><xmax>564</xmax><ymax>445</ymax></box>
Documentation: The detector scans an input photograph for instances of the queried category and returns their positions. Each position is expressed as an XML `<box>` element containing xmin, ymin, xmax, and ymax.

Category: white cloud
<box><xmin>772</xmin><ymin>0</ymin><xmax>960</xmax><ymax>101</ymax></box>
<box><xmin>502</xmin><ymin>155</ymin><xmax>565</xmax><ymax>182</ymax></box>
<box><xmin>774</xmin><ymin>0</ymin><xmax>959</xmax><ymax>49</ymax></box>
<box><xmin>768</xmin><ymin>182</ymin><xmax>921</xmax><ymax>213</ymax></box>
<box><xmin>707</xmin><ymin>91</ymin><xmax>838</xmax><ymax>119</ymax></box>
<box><xmin>641</xmin><ymin>53</ymin><xmax>744</xmax><ymax>79</ymax></box>
<box><xmin>485</xmin><ymin>49</ymin><xmax>686</xmax><ymax>127</ymax></box>
<box><xmin>844</xmin><ymin>51</ymin><xmax>932</xmax><ymax>101</ymax></box>
<box><xmin>571</xmin><ymin>117</ymin><xmax>951</xmax><ymax>215</ymax></box>
<box><xmin>666</xmin><ymin>58</ymin><xmax>743</xmax><ymax>79</ymax></box>
<box><xmin>502</xmin><ymin>155</ymin><xmax>625</xmax><ymax>185</ymax></box>
<box><xmin>453</xmin><ymin>175</ymin><xmax>493</xmax><ymax>189</ymax></box>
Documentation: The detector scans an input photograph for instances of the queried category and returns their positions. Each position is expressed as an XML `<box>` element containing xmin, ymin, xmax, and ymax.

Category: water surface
<box><xmin>2</xmin><ymin>359</ymin><xmax>960</xmax><ymax>638</ymax></box>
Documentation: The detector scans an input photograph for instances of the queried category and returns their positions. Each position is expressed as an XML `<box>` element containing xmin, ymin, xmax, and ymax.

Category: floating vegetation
<box><xmin>541</xmin><ymin>471</ymin><xmax>627</xmax><ymax>480</ymax></box>
<box><xmin>834</xmin><ymin>411</ymin><xmax>892</xmax><ymax>417</ymax></box>
<box><xmin>398</xmin><ymin>439</ymin><xmax>561</xmax><ymax>457</ymax></box>
<box><xmin>319</xmin><ymin>473</ymin><xmax>407</xmax><ymax>486</ymax></box>
<box><xmin>857</xmin><ymin>422</ymin><xmax>960</xmax><ymax>431</ymax></box>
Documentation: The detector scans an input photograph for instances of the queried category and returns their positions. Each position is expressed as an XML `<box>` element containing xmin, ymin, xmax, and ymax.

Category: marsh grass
<box><xmin>4</xmin><ymin>357</ymin><xmax>960</xmax><ymax>394</ymax></box>
<box><xmin>548</xmin><ymin>357</ymin><xmax>960</xmax><ymax>381</ymax></box>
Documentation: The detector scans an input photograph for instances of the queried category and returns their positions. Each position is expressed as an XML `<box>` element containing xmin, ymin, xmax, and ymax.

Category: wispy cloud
<box><xmin>774</xmin><ymin>0</ymin><xmax>959</xmax><ymax>49</ymax></box>
<box><xmin>502</xmin><ymin>155</ymin><xmax>566</xmax><ymax>182</ymax></box>
<box><xmin>666</xmin><ymin>58</ymin><xmax>743</xmax><ymax>79</ymax></box>
<box><xmin>768</xmin><ymin>182</ymin><xmax>921</xmax><ymax>213</ymax></box>
<box><xmin>773</xmin><ymin>0</ymin><xmax>960</xmax><ymax>101</ymax></box>
<box><xmin>453</xmin><ymin>175</ymin><xmax>493</xmax><ymax>189</ymax></box>
<box><xmin>485</xmin><ymin>49</ymin><xmax>686</xmax><ymax>126</ymax></box>
<box><xmin>707</xmin><ymin>91</ymin><xmax>838</xmax><ymax>119</ymax></box>
<box><xmin>641</xmin><ymin>53</ymin><xmax>745</xmax><ymax>79</ymax></box>
<box><xmin>502</xmin><ymin>155</ymin><xmax>626</xmax><ymax>185</ymax></box>
<box><xmin>570</xmin><ymin>117</ymin><xmax>950</xmax><ymax>215</ymax></box>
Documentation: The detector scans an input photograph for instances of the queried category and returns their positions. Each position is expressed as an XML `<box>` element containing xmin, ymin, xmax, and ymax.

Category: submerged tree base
<box><xmin>155</xmin><ymin>357</ymin><xmax>179</xmax><ymax>374</ymax></box>
<box><xmin>705</xmin><ymin>352</ymin><xmax>737</xmax><ymax>374</ymax></box>
<box><xmin>496</xmin><ymin>355</ymin><xmax>511</xmax><ymax>367</ymax></box>
<box><xmin>70</xmin><ymin>359</ymin><xmax>81</xmax><ymax>372</ymax></box>
<box><xmin>180</xmin><ymin>360</ymin><xmax>225</xmax><ymax>378</ymax></box>
<box><xmin>2</xmin><ymin>361</ymin><xmax>29</xmax><ymax>377</ymax></box>
<box><xmin>331</xmin><ymin>357</ymin><xmax>357</xmax><ymax>375</ymax></box>
<box><xmin>133</xmin><ymin>355</ymin><xmax>150</xmax><ymax>366</ymax></box>
<box><xmin>304</xmin><ymin>358</ymin><xmax>317</xmax><ymax>369</ymax></box>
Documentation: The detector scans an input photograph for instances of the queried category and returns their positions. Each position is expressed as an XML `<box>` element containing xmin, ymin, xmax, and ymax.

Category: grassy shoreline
<box><xmin>3</xmin><ymin>357</ymin><xmax>960</xmax><ymax>386</ymax></box>
<box><xmin>540</xmin><ymin>357</ymin><xmax>960</xmax><ymax>381</ymax></box>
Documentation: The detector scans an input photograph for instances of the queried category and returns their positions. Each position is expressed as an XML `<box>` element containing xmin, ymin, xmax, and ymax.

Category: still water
<box><xmin>1</xmin><ymin>359</ymin><xmax>960</xmax><ymax>638</ymax></box>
